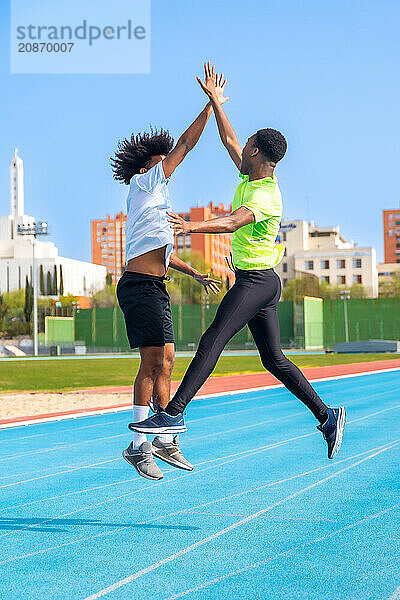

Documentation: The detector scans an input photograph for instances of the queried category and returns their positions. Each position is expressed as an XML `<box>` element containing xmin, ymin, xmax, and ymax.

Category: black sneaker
<box><xmin>317</xmin><ymin>407</ymin><xmax>346</xmax><ymax>459</ymax></box>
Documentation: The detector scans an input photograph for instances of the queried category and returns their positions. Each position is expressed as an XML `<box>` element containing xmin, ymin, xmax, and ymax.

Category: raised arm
<box><xmin>162</xmin><ymin>72</ymin><xmax>228</xmax><ymax>179</ymax></box>
<box><xmin>197</xmin><ymin>62</ymin><xmax>242</xmax><ymax>169</ymax></box>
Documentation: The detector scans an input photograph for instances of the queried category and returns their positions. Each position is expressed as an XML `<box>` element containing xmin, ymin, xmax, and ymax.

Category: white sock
<box><xmin>132</xmin><ymin>405</ymin><xmax>149</xmax><ymax>449</ymax></box>
<box><xmin>157</xmin><ymin>433</ymin><xmax>174</xmax><ymax>444</ymax></box>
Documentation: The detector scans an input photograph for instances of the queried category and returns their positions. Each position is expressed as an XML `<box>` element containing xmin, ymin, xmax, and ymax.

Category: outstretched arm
<box><xmin>167</xmin><ymin>207</ymin><xmax>254</xmax><ymax>235</ymax></box>
<box><xmin>162</xmin><ymin>72</ymin><xmax>228</xmax><ymax>180</ymax></box>
<box><xmin>169</xmin><ymin>254</ymin><xmax>221</xmax><ymax>294</ymax></box>
<box><xmin>197</xmin><ymin>62</ymin><xmax>242</xmax><ymax>169</ymax></box>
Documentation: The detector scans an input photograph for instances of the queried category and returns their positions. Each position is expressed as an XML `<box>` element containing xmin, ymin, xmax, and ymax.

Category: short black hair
<box><xmin>111</xmin><ymin>127</ymin><xmax>174</xmax><ymax>184</ymax></box>
<box><xmin>255</xmin><ymin>128</ymin><xmax>287</xmax><ymax>163</ymax></box>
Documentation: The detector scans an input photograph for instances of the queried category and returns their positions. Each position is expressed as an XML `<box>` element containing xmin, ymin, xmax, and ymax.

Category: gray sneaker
<box><xmin>152</xmin><ymin>435</ymin><xmax>193</xmax><ymax>471</ymax></box>
<box><xmin>122</xmin><ymin>441</ymin><xmax>163</xmax><ymax>480</ymax></box>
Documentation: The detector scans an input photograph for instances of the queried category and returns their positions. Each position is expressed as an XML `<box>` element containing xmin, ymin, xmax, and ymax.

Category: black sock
<box><xmin>165</xmin><ymin>404</ymin><xmax>180</xmax><ymax>417</ymax></box>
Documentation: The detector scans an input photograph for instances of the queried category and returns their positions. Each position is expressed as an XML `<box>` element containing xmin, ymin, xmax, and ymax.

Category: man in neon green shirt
<box><xmin>131</xmin><ymin>63</ymin><xmax>346</xmax><ymax>460</ymax></box>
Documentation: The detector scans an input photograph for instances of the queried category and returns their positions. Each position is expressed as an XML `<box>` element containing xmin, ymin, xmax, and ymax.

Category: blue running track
<box><xmin>0</xmin><ymin>371</ymin><xmax>399</xmax><ymax>600</ymax></box>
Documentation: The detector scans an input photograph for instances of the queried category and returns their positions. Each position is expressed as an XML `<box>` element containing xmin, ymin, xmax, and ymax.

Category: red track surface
<box><xmin>2</xmin><ymin>358</ymin><xmax>400</xmax><ymax>426</ymax></box>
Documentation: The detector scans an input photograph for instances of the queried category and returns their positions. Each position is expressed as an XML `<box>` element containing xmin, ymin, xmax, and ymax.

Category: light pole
<box><xmin>17</xmin><ymin>222</ymin><xmax>48</xmax><ymax>356</ymax></box>
<box><xmin>340</xmin><ymin>289</ymin><xmax>351</xmax><ymax>343</ymax></box>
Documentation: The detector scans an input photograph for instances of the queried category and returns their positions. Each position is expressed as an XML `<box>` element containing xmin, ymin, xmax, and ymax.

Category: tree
<box><xmin>166</xmin><ymin>251</ymin><xmax>225</xmax><ymax>304</ymax></box>
<box><xmin>105</xmin><ymin>273</ymin><xmax>113</xmax><ymax>286</ymax></box>
<box><xmin>0</xmin><ymin>294</ymin><xmax>8</xmax><ymax>331</ymax></box>
<box><xmin>53</xmin><ymin>265</ymin><xmax>58</xmax><ymax>295</ymax></box>
<box><xmin>349</xmin><ymin>283</ymin><xmax>367</xmax><ymax>298</ymax></box>
<box><xmin>59</xmin><ymin>265</ymin><xmax>64</xmax><ymax>295</ymax></box>
<box><xmin>47</xmin><ymin>271</ymin><xmax>52</xmax><ymax>296</ymax></box>
<box><xmin>24</xmin><ymin>276</ymin><xmax>33</xmax><ymax>324</ymax></box>
<box><xmin>39</xmin><ymin>265</ymin><xmax>45</xmax><ymax>295</ymax></box>
<box><xmin>379</xmin><ymin>272</ymin><xmax>400</xmax><ymax>297</ymax></box>
<box><xmin>90</xmin><ymin>284</ymin><xmax>118</xmax><ymax>307</ymax></box>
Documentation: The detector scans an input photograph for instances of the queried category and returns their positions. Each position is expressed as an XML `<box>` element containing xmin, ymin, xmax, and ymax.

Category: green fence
<box><xmin>75</xmin><ymin>302</ymin><xmax>295</xmax><ymax>351</ymax></box>
<box><xmin>323</xmin><ymin>297</ymin><xmax>400</xmax><ymax>348</ymax></box>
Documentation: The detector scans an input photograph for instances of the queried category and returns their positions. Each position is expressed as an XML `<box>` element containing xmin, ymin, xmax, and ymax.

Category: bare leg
<box><xmin>152</xmin><ymin>343</ymin><xmax>175</xmax><ymax>409</ymax></box>
<box><xmin>134</xmin><ymin>346</ymin><xmax>164</xmax><ymax>406</ymax></box>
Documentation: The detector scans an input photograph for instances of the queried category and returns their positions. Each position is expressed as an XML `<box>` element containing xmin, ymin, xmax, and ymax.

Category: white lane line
<box><xmin>162</xmin><ymin>502</ymin><xmax>400</xmax><ymax>600</ymax></box>
<box><xmin>2</xmin><ymin>365</ymin><xmax>399</xmax><ymax>430</ymax></box>
<box><xmin>1</xmin><ymin>376</ymin><xmax>397</xmax><ymax>464</ymax></box>
<box><xmin>0</xmin><ymin>409</ymin><xmax>304</xmax><ymax>491</ymax></box>
<box><xmin>139</xmin><ymin>439</ymin><xmax>400</xmax><ymax>525</ymax></box>
<box><xmin>388</xmin><ymin>585</ymin><xmax>400</xmax><ymax>600</ymax></box>
<box><xmin>0</xmin><ymin>430</ymin><xmax>317</xmax><ymax>537</ymax></box>
<box><xmin>2</xmin><ymin>398</ymin><xmax>398</xmax><ymax>513</ymax></box>
<box><xmin>1</xmin><ymin>439</ymin><xmax>396</xmax><ymax>565</ymax></box>
<box><xmin>0</xmin><ymin>458</ymin><xmax>119</xmax><ymax>489</ymax></box>
<box><xmin>0</xmin><ymin>398</ymin><xmax>296</xmax><ymax>462</ymax></box>
<box><xmin>0</xmin><ymin>417</ymin><xmax>128</xmax><ymax>446</ymax></box>
<box><xmin>81</xmin><ymin>444</ymin><xmax>398</xmax><ymax>600</ymax></box>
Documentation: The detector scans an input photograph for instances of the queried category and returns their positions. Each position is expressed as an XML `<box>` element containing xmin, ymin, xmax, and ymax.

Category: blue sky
<box><xmin>1</xmin><ymin>0</ymin><xmax>399</xmax><ymax>264</ymax></box>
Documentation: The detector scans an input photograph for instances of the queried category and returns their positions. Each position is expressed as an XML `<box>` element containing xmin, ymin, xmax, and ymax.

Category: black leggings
<box><xmin>168</xmin><ymin>268</ymin><xmax>328</xmax><ymax>423</ymax></box>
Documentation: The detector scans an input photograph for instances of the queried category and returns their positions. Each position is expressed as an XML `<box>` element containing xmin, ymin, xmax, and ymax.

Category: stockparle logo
<box><xmin>10</xmin><ymin>0</ymin><xmax>150</xmax><ymax>74</ymax></box>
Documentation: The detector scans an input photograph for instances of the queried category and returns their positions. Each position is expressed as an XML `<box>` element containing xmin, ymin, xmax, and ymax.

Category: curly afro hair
<box><xmin>255</xmin><ymin>129</ymin><xmax>287</xmax><ymax>164</ymax></box>
<box><xmin>111</xmin><ymin>127</ymin><xmax>174</xmax><ymax>184</ymax></box>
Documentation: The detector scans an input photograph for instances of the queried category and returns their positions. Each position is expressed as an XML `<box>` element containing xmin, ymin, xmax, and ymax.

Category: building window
<box><xmin>352</xmin><ymin>258</ymin><xmax>362</xmax><ymax>268</ymax></box>
<box><xmin>185</xmin><ymin>235</ymin><xmax>191</xmax><ymax>248</ymax></box>
<box><xmin>389</xmin><ymin>230</ymin><xmax>394</xmax><ymax>236</ymax></box>
<box><xmin>337</xmin><ymin>275</ymin><xmax>346</xmax><ymax>285</ymax></box>
<box><xmin>336</xmin><ymin>259</ymin><xmax>345</xmax><ymax>269</ymax></box>
<box><xmin>177</xmin><ymin>237</ymin><xmax>184</xmax><ymax>249</ymax></box>
<box><xmin>282</xmin><ymin>232</ymin><xmax>287</xmax><ymax>242</ymax></box>
<box><xmin>305</xmin><ymin>260</ymin><xmax>314</xmax><ymax>270</ymax></box>
<box><xmin>282</xmin><ymin>262</ymin><xmax>287</xmax><ymax>273</ymax></box>
<box><xmin>353</xmin><ymin>274</ymin><xmax>362</xmax><ymax>284</ymax></box>
<box><xmin>389</xmin><ymin>214</ymin><xmax>394</xmax><ymax>220</ymax></box>
<box><xmin>320</xmin><ymin>260</ymin><xmax>329</xmax><ymax>269</ymax></box>
<box><xmin>320</xmin><ymin>276</ymin><xmax>330</xmax><ymax>284</ymax></box>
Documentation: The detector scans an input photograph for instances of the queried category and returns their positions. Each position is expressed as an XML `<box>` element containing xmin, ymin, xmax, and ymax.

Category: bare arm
<box><xmin>167</xmin><ymin>206</ymin><xmax>254</xmax><ymax>235</ymax></box>
<box><xmin>162</xmin><ymin>70</ymin><xmax>229</xmax><ymax>179</ymax></box>
<box><xmin>169</xmin><ymin>254</ymin><xmax>221</xmax><ymax>294</ymax></box>
<box><xmin>197</xmin><ymin>62</ymin><xmax>242</xmax><ymax>169</ymax></box>
<box><xmin>162</xmin><ymin>104</ymin><xmax>212</xmax><ymax>179</ymax></box>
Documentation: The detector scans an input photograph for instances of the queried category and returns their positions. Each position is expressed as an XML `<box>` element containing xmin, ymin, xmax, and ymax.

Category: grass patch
<box><xmin>0</xmin><ymin>353</ymin><xmax>398</xmax><ymax>393</ymax></box>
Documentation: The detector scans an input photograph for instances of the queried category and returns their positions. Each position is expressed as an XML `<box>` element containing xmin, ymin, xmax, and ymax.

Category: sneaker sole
<box><xmin>129</xmin><ymin>424</ymin><xmax>187</xmax><ymax>434</ymax></box>
<box><xmin>329</xmin><ymin>406</ymin><xmax>346</xmax><ymax>459</ymax></box>
<box><xmin>152</xmin><ymin>447</ymin><xmax>193</xmax><ymax>471</ymax></box>
<box><xmin>122</xmin><ymin>450</ymin><xmax>163</xmax><ymax>480</ymax></box>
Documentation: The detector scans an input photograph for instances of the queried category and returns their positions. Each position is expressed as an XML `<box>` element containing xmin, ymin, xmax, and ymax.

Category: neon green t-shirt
<box><xmin>231</xmin><ymin>173</ymin><xmax>285</xmax><ymax>270</ymax></box>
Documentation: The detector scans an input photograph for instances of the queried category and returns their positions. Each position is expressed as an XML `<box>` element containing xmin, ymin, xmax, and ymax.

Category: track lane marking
<box><xmin>161</xmin><ymin>501</ymin><xmax>400</xmax><ymax>600</ymax></box>
<box><xmin>81</xmin><ymin>444</ymin><xmax>399</xmax><ymax>600</ymax></box>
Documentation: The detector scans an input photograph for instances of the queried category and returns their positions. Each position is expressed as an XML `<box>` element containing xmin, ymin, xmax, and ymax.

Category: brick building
<box><xmin>383</xmin><ymin>209</ymin><xmax>400</xmax><ymax>264</ymax></box>
<box><xmin>91</xmin><ymin>212</ymin><xmax>127</xmax><ymax>283</ymax></box>
<box><xmin>175</xmin><ymin>203</ymin><xmax>234</xmax><ymax>286</ymax></box>
<box><xmin>91</xmin><ymin>203</ymin><xmax>234</xmax><ymax>285</ymax></box>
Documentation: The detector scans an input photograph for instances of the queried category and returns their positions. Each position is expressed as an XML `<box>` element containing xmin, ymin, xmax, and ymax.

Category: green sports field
<box><xmin>1</xmin><ymin>353</ymin><xmax>399</xmax><ymax>393</ymax></box>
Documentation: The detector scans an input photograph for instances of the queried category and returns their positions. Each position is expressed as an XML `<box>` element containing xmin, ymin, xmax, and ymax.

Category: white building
<box><xmin>0</xmin><ymin>149</ymin><xmax>106</xmax><ymax>296</ymax></box>
<box><xmin>275</xmin><ymin>220</ymin><xmax>378</xmax><ymax>297</ymax></box>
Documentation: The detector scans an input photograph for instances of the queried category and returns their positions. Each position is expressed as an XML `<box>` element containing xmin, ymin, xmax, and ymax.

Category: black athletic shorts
<box><xmin>116</xmin><ymin>271</ymin><xmax>175</xmax><ymax>349</ymax></box>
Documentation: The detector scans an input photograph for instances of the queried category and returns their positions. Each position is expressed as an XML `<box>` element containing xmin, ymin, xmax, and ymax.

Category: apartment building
<box><xmin>176</xmin><ymin>203</ymin><xmax>234</xmax><ymax>285</ymax></box>
<box><xmin>275</xmin><ymin>220</ymin><xmax>378</xmax><ymax>297</ymax></box>
<box><xmin>91</xmin><ymin>212</ymin><xmax>127</xmax><ymax>284</ymax></box>
<box><xmin>383</xmin><ymin>209</ymin><xmax>400</xmax><ymax>264</ymax></box>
